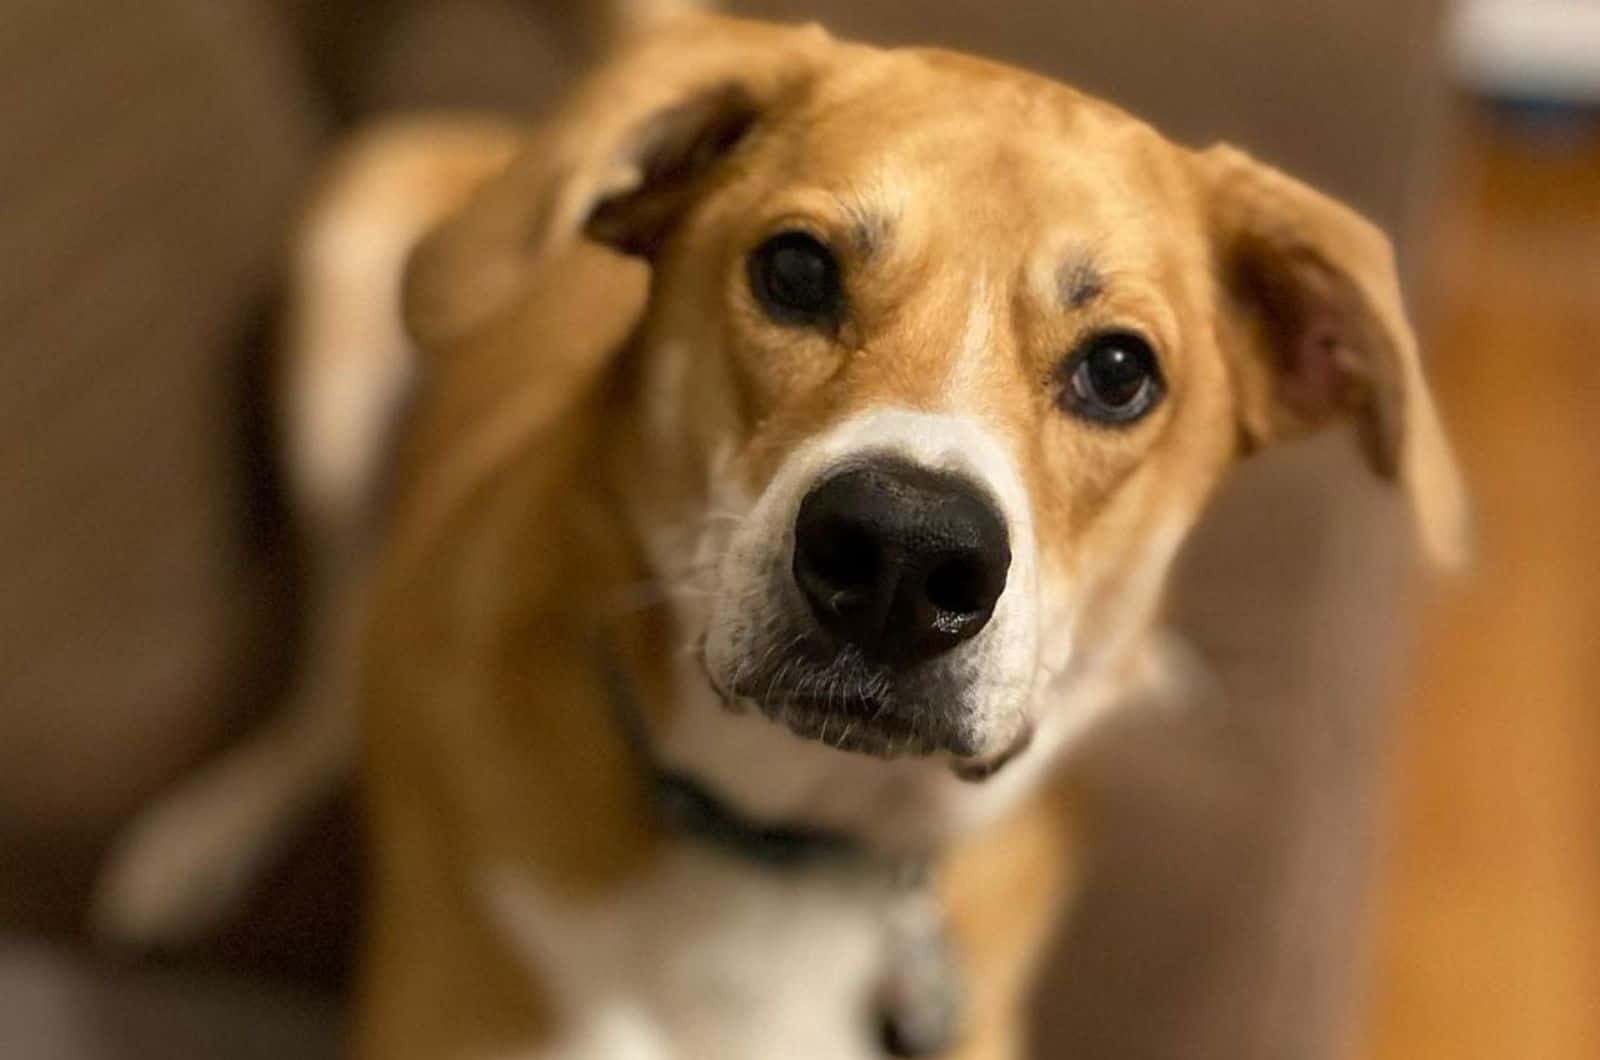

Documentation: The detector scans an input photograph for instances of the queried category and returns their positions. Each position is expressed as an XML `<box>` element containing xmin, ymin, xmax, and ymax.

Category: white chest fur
<box><xmin>472</xmin><ymin>674</ymin><xmax>1099</xmax><ymax>1060</ymax></box>
<box><xmin>479</xmin><ymin>850</ymin><xmax>903</xmax><ymax>1060</ymax></box>
<box><xmin>474</xmin><ymin>578</ymin><xmax>1139</xmax><ymax>1059</ymax></box>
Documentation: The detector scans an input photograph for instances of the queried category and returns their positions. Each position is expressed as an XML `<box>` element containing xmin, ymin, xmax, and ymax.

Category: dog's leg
<box><xmin>90</xmin><ymin>118</ymin><xmax>523</xmax><ymax>947</ymax></box>
<box><xmin>88</xmin><ymin>609</ymin><xmax>360</xmax><ymax>946</ymax></box>
<box><xmin>937</xmin><ymin>777</ymin><xmax>1082</xmax><ymax>1060</ymax></box>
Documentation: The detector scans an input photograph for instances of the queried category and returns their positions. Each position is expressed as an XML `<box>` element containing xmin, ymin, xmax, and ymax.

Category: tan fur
<box><xmin>353</xmin><ymin>14</ymin><xmax>1462</xmax><ymax>1059</ymax></box>
<box><xmin>938</xmin><ymin>774</ymin><xmax>1082</xmax><ymax>1059</ymax></box>
<box><xmin>97</xmin><ymin>7</ymin><xmax>1462</xmax><ymax>1056</ymax></box>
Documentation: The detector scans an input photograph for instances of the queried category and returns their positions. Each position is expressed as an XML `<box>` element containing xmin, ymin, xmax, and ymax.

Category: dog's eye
<box><xmin>1061</xmin><ymin>331</ymin><xmax>1164</xmax><ymax>424</ymax></box>
<box><xmin>747</xmin><ymin>231</ymin><xmax>841</xmax><ymax>326</ymax></box>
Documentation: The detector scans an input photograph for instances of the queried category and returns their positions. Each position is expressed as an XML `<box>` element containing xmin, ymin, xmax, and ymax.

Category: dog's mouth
<box><xmin>755</xmin><ymin>690</ymin><xmax>938</xmax><ymax>757</ymax></box>
<box><xmin>720</xmin><ymin>637</ymin><xmax>983</xmax><ymax>760</ymax></box>
<box><xmin>732</xmin><ymin>674</ymin><xmax>1035</xmax><ymax>779</ymax></box>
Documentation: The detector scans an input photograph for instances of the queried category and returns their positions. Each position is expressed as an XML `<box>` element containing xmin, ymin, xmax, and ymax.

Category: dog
<box><xmin>94</xmin><ymin>5</ymin><xmax>1466</xmax><ymax>1058</ymax></box>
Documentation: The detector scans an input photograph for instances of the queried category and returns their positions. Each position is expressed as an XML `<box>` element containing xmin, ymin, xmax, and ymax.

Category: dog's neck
<box><xmin>598</xmin><ymin>636</ymin><xmax>895</xmax><ymax>871</ymax></box>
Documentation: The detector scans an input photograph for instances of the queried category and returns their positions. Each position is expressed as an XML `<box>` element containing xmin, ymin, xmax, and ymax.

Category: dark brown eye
<box><xmin>1062</xmin><ymin>332</ymin><xmax>1164</xmax><ymax>424</ymax></box>
<box><xmin>747</xmin><ymin>231</ymin><xmax>841</xmax><ymax>326</ymax></box>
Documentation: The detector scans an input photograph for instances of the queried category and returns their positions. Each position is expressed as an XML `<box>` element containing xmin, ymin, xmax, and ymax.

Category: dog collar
<box><xmin>597</xmin><ymin>641</ymin><xmax>870</xmax><ymax>872</ymax></box>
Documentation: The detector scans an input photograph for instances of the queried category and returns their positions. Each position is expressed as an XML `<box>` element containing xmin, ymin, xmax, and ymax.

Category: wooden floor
<box><xmin>1363</xmin><ymin>110</ymin><xmax>1600</xmax><ymax>1060</ymax></box>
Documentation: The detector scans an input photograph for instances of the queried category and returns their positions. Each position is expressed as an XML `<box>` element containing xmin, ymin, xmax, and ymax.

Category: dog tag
<box><xmin>874</xmin><ymin>867</ymin><xmax>963</xmax><ymax>1057</ymax></box>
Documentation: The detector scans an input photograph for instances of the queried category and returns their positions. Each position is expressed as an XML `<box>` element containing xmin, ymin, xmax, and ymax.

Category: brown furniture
<box><xmin>0</xmin><ymin>1</ymin><xmax>1441</xmax><ymax>1056</ymax></box>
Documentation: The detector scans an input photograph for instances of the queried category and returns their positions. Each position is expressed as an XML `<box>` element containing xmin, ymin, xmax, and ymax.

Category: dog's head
<box><xmin>409</xmin><ymin>16</ymin><xmax>1465</xmax><ymax>774</ymax></box>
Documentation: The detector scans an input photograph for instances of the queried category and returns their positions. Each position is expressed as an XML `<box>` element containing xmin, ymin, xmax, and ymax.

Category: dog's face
<box><xmin>639</xmin><ymin>56</ymin><xmax>1241</xmax><ymax>765</ymax></box>
<box><xmin>410</xmin><ymin>17</ymin><xmax>1465</xmax><ymax>775</ymax></box>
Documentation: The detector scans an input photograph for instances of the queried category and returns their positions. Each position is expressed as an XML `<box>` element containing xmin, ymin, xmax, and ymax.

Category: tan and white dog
<box><xmin>95</xmin><ymin>5</ymin><xmax>1466</xmax><ymax>1058</ymax></box>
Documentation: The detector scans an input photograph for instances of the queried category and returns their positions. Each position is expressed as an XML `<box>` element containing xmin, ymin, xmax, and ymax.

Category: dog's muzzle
<box><xmin>727</xmin><ymin>455</ymin><xmax>1013</xmax><ymax>759</ymax></box>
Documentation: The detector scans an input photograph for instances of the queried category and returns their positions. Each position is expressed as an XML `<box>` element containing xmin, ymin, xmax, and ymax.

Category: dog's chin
<box><xmin>717</xmin><ymin>645</ymin><xmax>991</xmax><ymax>760</ymax></box>
<box><xmin>744</xmin><ymin>691</ymin><xmax>947</xmax><ymax>758</ymax></box>
<box><xmin>702</xmin><ymin>617</ymin><xmax>1026</xmax><ymax>767</ymax></box>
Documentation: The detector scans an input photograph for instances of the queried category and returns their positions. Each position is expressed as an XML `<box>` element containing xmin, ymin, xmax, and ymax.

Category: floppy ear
<box><xmin>403</xmin><ymin>14</ymin><xmax>830</xmax><ymax>350</ymax></box>
<box><xmin>1196</xmin><ymin>145</ymin><xmax>1469</xmax><ymax>568</ymax></box>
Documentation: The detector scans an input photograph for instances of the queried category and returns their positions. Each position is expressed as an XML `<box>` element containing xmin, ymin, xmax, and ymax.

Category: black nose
<box><xmin>792</xmin><ymin>460</ymin><xmax>1011</xmax><ymax>667</ymax></box>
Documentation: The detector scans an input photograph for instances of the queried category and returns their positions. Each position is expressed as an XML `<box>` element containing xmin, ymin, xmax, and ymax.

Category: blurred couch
<box><xmin>0</xmin><ymin>1</ymin><xmax>1441</xmax><ymax>1056</ymax></box>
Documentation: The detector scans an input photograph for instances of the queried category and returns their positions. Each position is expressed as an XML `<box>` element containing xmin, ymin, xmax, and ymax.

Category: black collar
<box><xmin>598</xmin><ymin>642</ymin><xmax>871</xmax><ymax>872</ymax></box>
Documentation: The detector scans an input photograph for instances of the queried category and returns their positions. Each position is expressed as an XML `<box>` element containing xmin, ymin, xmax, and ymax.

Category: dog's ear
<box><xmin>579</xmin><ymin>81</ymin><xmax>763</xmax><ymax>257</ymax></box>
<box><xmin>1196</xmin><ymin>145</ymin><xmax>1468</xmax><ymax>568</ymax></box>
<box><xmin>404</xmin><ymin>14</ymin><xmax>830</xmax><ymax>350</ymax></box>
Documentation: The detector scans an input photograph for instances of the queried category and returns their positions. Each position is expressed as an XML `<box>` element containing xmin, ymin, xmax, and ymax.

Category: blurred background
<box><xmin>1</xmin><ymin>1</ymin><xmax>1596</xmax><ymax>1057</ymax></box>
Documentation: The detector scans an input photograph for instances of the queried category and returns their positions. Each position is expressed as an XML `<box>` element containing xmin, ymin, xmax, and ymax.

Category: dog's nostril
<box><xmin>924</xmin><ymin>555</ymin><xmax>989</xmax><ymax>617</ymax></box>
<box><xmin>808</xmin><ymin>519</ymin><xmax>880</xmax><ymax>592</ymax></box>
